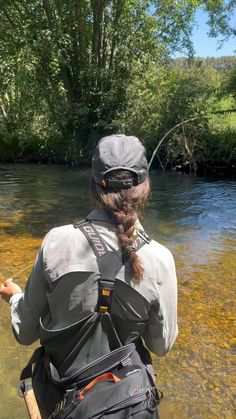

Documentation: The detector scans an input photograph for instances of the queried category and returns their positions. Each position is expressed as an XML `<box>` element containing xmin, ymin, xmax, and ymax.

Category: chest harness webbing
<box><xmin>73</xmin><ymin>220</ymin><xmax>151</xmax><ymax>314</ymax></box>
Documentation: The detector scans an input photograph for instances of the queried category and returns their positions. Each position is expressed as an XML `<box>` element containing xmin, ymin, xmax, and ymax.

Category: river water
<box><xmin>0</xmin><ymin>164</ymin><xmax>235</xmax><ymax>419</ymax></box>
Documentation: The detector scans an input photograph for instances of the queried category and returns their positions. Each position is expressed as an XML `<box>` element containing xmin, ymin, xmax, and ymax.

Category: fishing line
<box><xmin>5</xmin><ymin>264</ymin><xmax>32</xmax><ymax>282</ymax></box>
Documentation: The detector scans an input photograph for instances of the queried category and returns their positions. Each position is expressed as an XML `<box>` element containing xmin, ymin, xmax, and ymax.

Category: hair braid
<box><xmin>91</xmin><ymin>171</ymin><xmax>150</xmax><ymax>283</ymax></box>
<box><xmin>115</xmin><ymin>206</ymin><xmax>144</xmax><ymax>281</ymax></box>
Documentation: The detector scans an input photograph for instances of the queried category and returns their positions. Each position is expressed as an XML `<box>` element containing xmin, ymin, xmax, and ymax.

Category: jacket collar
<box><xmin>86</xmin><ymin>208</ymin><xmax>118</xmax><ymax>224</ymax></box>
<box><xmin>86</xmin><ymin>208</ymin><xmax>143</xmax><ymax>230</ymax></box>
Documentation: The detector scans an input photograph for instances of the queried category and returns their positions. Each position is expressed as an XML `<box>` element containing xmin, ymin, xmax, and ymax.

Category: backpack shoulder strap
<box><xmin>136</xmin><ymin>229</ymin><xmax>151</xmax><ymax>245</ymax></box>
<box><xmin>73</xmin><ymin>220</ymin><xmax>151</xmax><ymax>314</ymax></box>
<box><xmin>74</xmin><ymin>220</ymin><xmax>122</xmax><ymax>313</ymax></box>
<box><xmin>74</xmin><ymin>220</ymin><xmax>122</xmax><ymax>279</ymax></box>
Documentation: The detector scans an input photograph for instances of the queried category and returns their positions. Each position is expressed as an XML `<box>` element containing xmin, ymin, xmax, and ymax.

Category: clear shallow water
<box><xmin>0</xmin><ymin>164</ymin><xmax>235</xmax><ymax>418</ymax></box>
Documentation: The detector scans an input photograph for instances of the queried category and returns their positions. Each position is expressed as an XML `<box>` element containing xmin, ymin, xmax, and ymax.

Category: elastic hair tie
<box><xmin>123</xmin><ymin>246</ymin><xmax>136</xmax><ymax>262</ymax></box>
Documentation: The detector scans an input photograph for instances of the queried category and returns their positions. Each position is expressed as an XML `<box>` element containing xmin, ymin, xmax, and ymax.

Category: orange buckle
<box><xmin>99</xmin><ymin>306</ymin><xmax>108</xmax><ymax>313</ymax></box>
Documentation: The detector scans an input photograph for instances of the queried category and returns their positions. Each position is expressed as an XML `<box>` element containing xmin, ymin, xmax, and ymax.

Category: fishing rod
<box><xmin>148</xmin><ymin>107</ymin><xmax>236</xmax><ymax>169</ymax></box>
<box><xmin>1</xmin><ymin>118</ymin><xmax>197</xmax><ymax>285</ymax></box>
<box><xmin>2</xmin><ymin>111</ymin><xmax>231</xmax><ymax>282</ymax></box>
<box><xmin>148</xmin><ymin>117</ymin><xmax>199</xmax><ymax>169</ymax></box>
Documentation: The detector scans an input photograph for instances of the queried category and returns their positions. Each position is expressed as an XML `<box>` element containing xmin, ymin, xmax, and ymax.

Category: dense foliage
<box><xmin>0</xmin><ymin>0</ymin><xmax>235</xmax><ymax>173</ymax></box>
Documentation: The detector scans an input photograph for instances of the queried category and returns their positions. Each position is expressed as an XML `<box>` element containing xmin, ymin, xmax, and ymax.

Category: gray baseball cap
<box><xmin>92</xmin><ymin>134</ymin><xmax>148</xmax><ymax>188</ymax></box>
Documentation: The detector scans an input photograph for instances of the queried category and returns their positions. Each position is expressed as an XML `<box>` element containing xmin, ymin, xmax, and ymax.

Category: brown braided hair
<box><xmin>92</xmin><ymin>171</ymin><xmax>150</xmax><ymax>283</ymax></box>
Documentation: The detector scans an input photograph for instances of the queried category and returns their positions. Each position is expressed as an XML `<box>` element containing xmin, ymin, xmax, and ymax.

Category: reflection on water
<box><xmin>0</xmin><ymin>164</ymin><xmax>235</xmax><ymax>418</ymax></box>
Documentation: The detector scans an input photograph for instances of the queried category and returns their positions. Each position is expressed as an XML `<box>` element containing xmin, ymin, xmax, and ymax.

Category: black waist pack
<box><xmin>49</xmin><ymin>342</ymin><xmax>161</xmax><ymax>419</ymax></box>
<box><xmin>20</xmin><ymin>346</ymin><xmax>64</xmax><ymax>418</ymax></box>
<box><xmin>20</xmin><ymin>332</ymin><xmax>162</xmax><ymax>419</ymax></box>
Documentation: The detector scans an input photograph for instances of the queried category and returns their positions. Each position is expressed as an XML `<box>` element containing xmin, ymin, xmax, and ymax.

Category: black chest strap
<box><xmin>74</xmin><ymin>220</ymin><xmax>151</xmax><ymax>313</ymax></box>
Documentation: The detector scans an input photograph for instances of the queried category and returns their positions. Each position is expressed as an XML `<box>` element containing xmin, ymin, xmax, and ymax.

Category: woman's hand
<box><xmin>0</xmin><ymin>279</ymin><xmax>22</xmax><ymax>303</ymax></box>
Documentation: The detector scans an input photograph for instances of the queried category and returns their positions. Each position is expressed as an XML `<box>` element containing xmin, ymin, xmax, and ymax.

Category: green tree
<box><xmin>0</xmin><ymin>0</ymin><xmax>234</xmax><ymax>162</ymax></box>
<box><xmin>204</xmin><ymin>0</ymin><xmax>236</xmax><ymax>40</ymax></box>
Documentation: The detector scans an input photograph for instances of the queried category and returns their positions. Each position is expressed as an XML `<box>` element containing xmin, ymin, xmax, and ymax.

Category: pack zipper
<box><xmin>107</xmin><ymin>390</ymin><xmax>147</xmax><ymax>412</ymax></box>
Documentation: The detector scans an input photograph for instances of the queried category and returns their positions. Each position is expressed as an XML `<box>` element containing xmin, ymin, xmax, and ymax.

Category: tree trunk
<box><xmin>109</xmin><ymin>1</ymin><xmax>125</xmax><ymax>70</ymax></box>
<box><xmin>91</xmin><ymin>0</ymin><xmax>106</xmax><ymax>68</ymax></box>
<box><xmin>42</xmin><ymin>0</ymin><xmax>78</xmax><ymax>125</ymax></box>
<box><xmin>76</xmin><ymin>1</ymin><xmax>87</xmax><ymax>65</ymax></box>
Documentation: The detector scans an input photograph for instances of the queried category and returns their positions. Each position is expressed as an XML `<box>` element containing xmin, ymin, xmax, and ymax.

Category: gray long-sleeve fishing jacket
<box><xmin>10</xmin><ymin>208</ymin><xmax>178</xmax><ymax>374</ymax></box>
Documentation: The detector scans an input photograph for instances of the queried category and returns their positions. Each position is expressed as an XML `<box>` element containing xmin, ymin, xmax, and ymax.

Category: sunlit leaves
<box><xmin>0</xmin><ymin>0</ymin><xmax>235</xmax><ymax>163</ymax></box>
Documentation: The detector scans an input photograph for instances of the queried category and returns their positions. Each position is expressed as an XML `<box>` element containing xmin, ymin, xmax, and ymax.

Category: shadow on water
<box><xmin>0</xmin><ymin>164</ymin><xmax>236</xmax><ymax>418</ymax></box>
